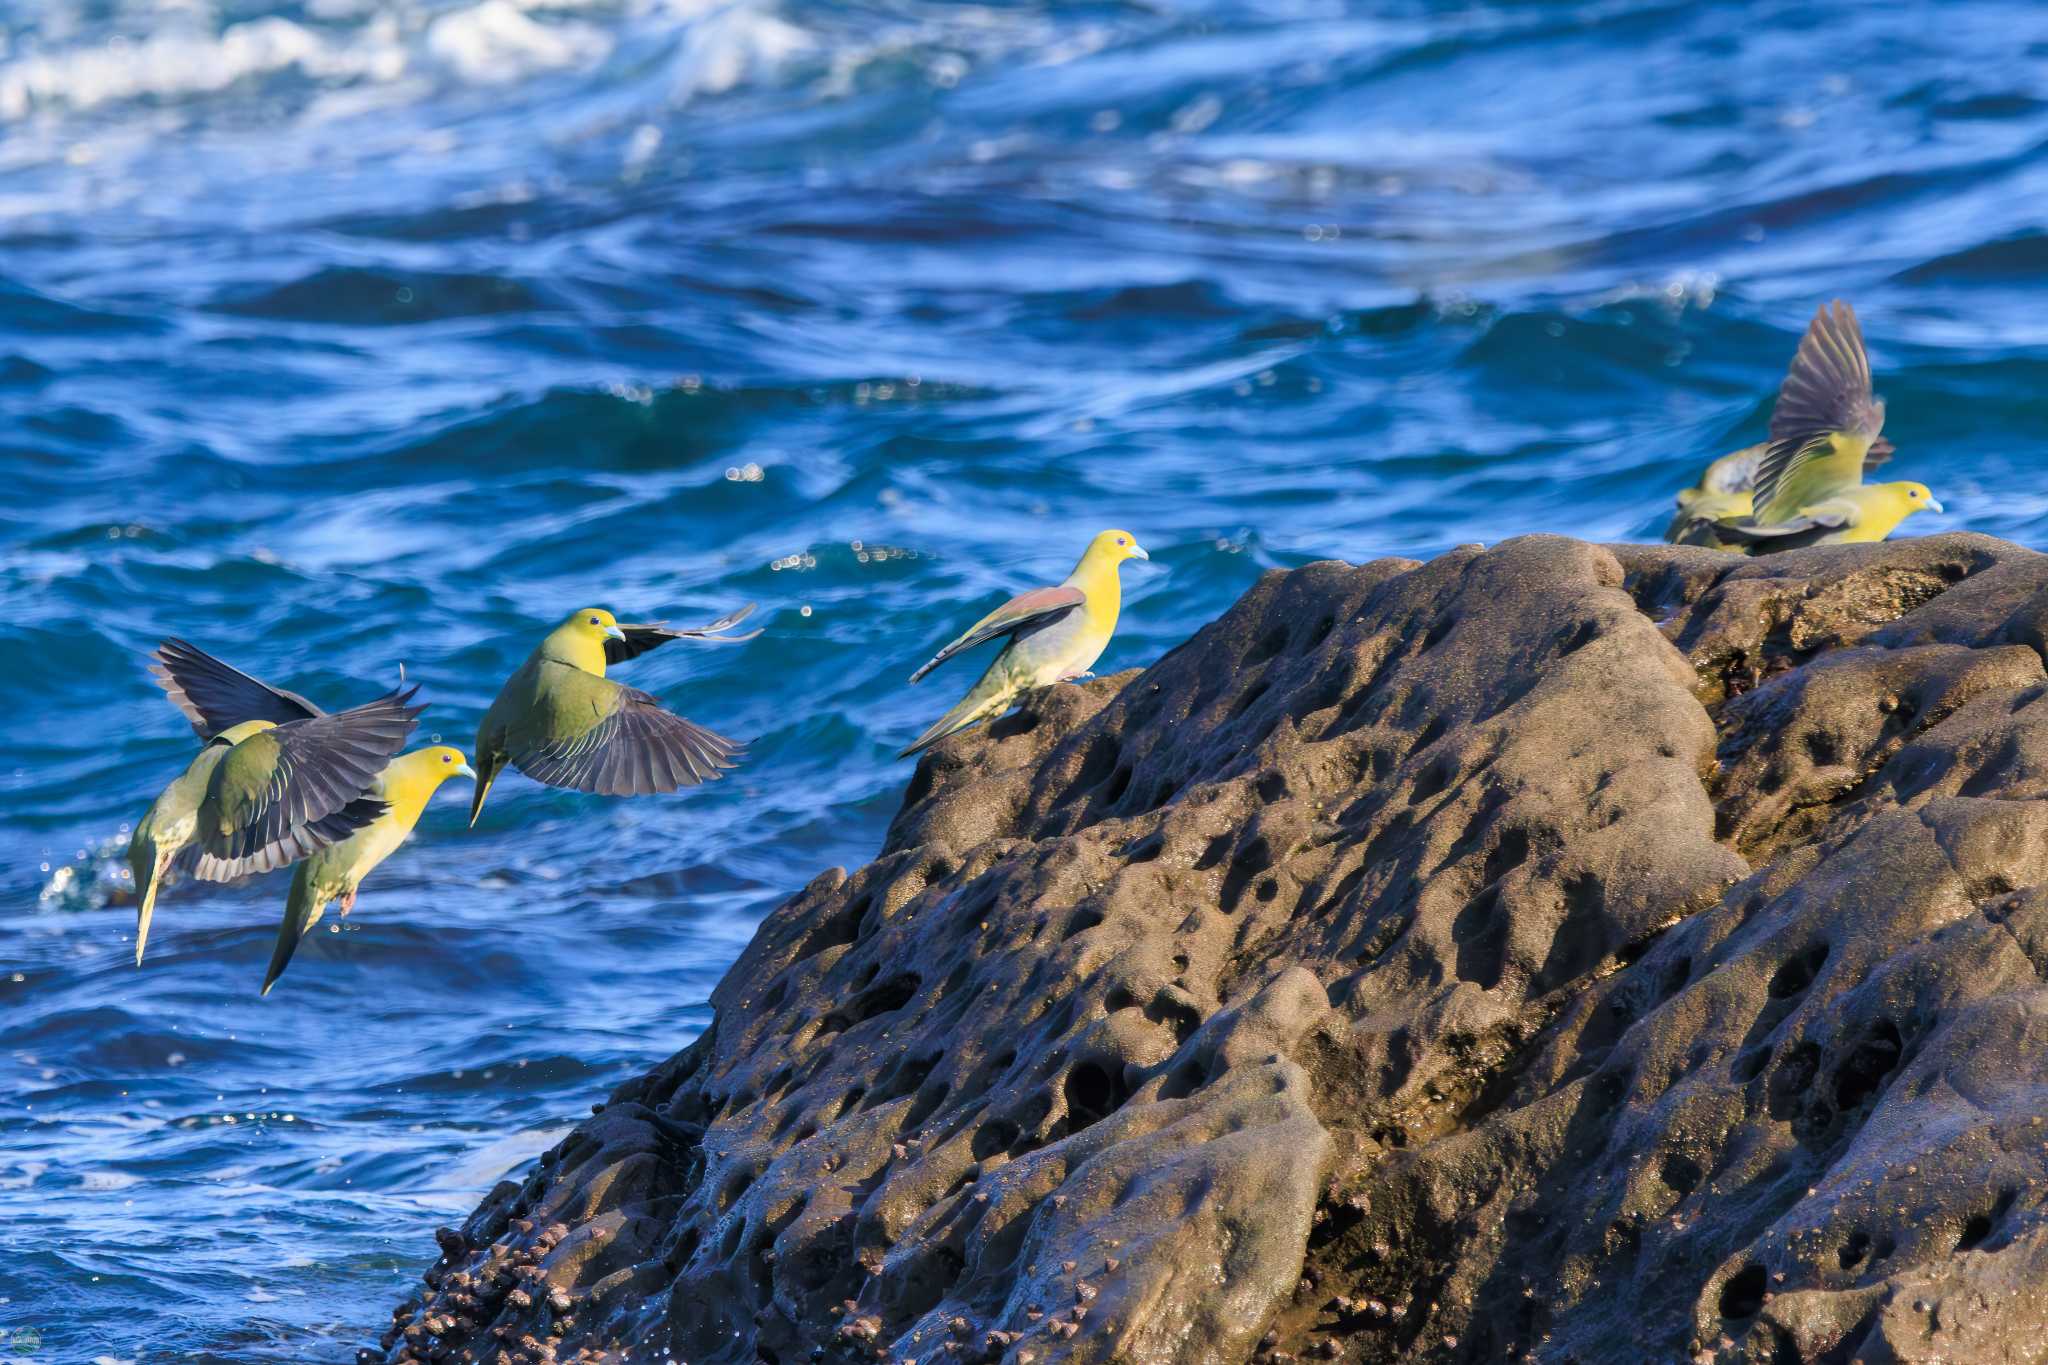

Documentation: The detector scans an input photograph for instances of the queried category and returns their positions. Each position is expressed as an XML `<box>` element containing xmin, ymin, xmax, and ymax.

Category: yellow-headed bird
<box><xmin>1722</xmin><ymin>301</ymin><xmax>1941</xmax><ymax>551</ymax></box>
<box><xmin>900</xmin><ymin>529</ymin><xmax>1150</xmax><ymax>759</ymax></box>
<box><xmin>1666</xmin><ymin>301</ymin><xmax>1935</xmax><ymax>552</ymax></box>
<box><xmin>262</xmin><ymin>745</ymin><xmax>476</xmax><ymax>996</ymax></box>
<box><xmin>129</xmin><ymin>640</ymin><xmax>422</xmax><ymax>964</ymax></box>
<box><xmin>1717</xmin><ymin>480</ymin><xmax>1943</xmax><ymax>551</ymax></box>
<box><xmin>129</xmin><ymin>717</ymin><xmax>272</xmax><ymax>965</ymax></box>
<box><xmin>469</xmin><ymin>604</ymin><xmax>758</xmax><ymax>826</ymax></box>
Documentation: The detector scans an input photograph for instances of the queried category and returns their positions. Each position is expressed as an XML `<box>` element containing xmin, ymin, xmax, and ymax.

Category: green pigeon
<box><xmin>468</xmin><ymin>604</ymin><xmax>758</xmax><ymax>826</ymax></box>
<box><xmin>128</xmin><ymin>640</ymin><xmax>422</xmax><ymax>964</ymax></box>
<box><xmin>263</xmin><ymin>744</ymin><xmax>476</xmax><ymax>996</ymax></box>
<box><xmin>1665</xmin><ymin>301</ymin><xmax>1904</xmax><ymax>551</ymax></box>
<box><xmin>900</xmin><ymin>529</ymin><xmax>1150</xmax><ymax>759</ymax></box>
<box><xmin>1715</xmin><ymin>301</ymin><xmax>1942</xmax><ymax>553</ymax></box>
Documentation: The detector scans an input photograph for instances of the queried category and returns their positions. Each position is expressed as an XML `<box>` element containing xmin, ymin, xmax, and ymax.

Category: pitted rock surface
<box><xmin>380</xmin><ymin>533</ymin><xmax>2048</xmax><ymax>1365</ymax></box>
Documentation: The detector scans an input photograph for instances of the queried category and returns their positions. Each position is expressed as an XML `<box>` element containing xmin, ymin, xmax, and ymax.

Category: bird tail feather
<box><xmin>898</xmin><ymin>672</ymin><xmax>1017</xmax><ymax>759</ymax></box>
<box><xmin>468</xmin><ymin>754</ymin><xmax>502</xmax><ymax>829</ymax></box>
<box><xmin>262</xmin><ymin>865</ymin><xmax>326</xmax><ymax>997</ymax></box>
<box><xmin>134</xmin><ymin>847</ymin><xmax>165</xmax><ymax>967</ymax></box>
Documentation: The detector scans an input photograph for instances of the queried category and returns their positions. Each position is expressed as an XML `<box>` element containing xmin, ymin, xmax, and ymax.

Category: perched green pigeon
<box><xmin>469</xmin><ymin>604</ymin><xmax>758</xmax><ymax>826</ymax></box>
<box><xmin>900</xmin><ymin>529</ymin><xmax>1150</xmax><ymax>759</ymax></box>
<box><xmin>262</xmin><ymin>744</ymin><xmax>477</xmax><ymax>996</ymax></box>
<box><xmin>128</xmin><ymin>640</ymin><xmax>422</xmax><ymax>964</ymax></box>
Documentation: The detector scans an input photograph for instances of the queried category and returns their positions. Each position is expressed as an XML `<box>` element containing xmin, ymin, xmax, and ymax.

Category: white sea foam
<box><xmin>0</xmin><ymin>0</ymin><xmax>813</xmax><ymax>126</ymax></box>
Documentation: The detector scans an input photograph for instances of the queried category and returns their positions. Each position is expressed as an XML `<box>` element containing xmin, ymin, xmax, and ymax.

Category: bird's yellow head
<box><xmin>385</xmin><ymin>745</ymin><xmax>479</xmax><ymax>805</ymax></box>
<box><xmin>420</xmin><ymin>745</ymin><xmax>479</xmax><ymax>783</ymax></box>
<box><xmin>1893</xmin><ymin>482</ymin><xmax>1943</xmax><ymax>516</ymax></box>
<box><xmin>563</xmin><ymin>607</ymin><xmax>626</xmax><ymax>644</ymax></box>
<box><xmin>1085</xmin><ymin>529</ymin><xmax>1151</xmax><ymax>566</ymax></box>
<box><xmin>540</xmin><ymin>606</ymin><xmax>627</xmax><ymax>673</ymax></box>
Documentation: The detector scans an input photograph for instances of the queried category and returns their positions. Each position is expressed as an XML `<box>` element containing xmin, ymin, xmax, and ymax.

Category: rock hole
<box><xmin>1063</xmin><ymin>1061</ymin><xmax>1127</xmax><ymax>1134</ymax></box>
<box><xmin>1718</xmin><ymin>1264</ymin><xmax>1767</xmax><ymax>1319</ymax></box>
<box><xmin>1230</xmin><ymin>678</ymin><xmax>1270</xmax><ymax>721</ymax></box>
<box><xmin>1768</xmin><ymin>942</ymin><xmax>1829</xmax><ymax>999</ymax></box>
<box><xmin>1194</xmin><ymin>833</ymin><xmax>1232</xmax><ymax>872</ymax></box>
<box><xmin>971</xmin><ymin>1119</ymin><xmax>1020</xmax><ymax>1161</ymax></box>
<box><xmin>1065</xmin><ymin>734</ymin><xmax>1122</xmax><ymax>803</ymax></box>
<box><xmin>1247</xmin><ymin>624</ymin><xmax>1291</xmax><ymax>666</ymax></box>
<box><xmin>1766</xmin><ymin>1041</ymin><xmax>1821</xmax><ymax>1121</ymax></box>
<box><xmin>1803</xmin><ymin>729</ymin><xmax>1840</xmax><ymax>767</ymax></box>
<box><xmin>1958</xmin><ymin>1189</ymin><xmax>2016</xmax><ymax>1251</ymax></box>
<box><xmin>1409</xmin><ymin>715</ymin><xmax>1447</xmax><ymax>756</ymax></box>
<box><xmin>1660</xmin><ymin>954</ymin><xmax>1693</xmax><ymax>1002</ymax></box>
<box><xmin>904</xmin><ymin>1080</ymin><xmax>950</xmax><ymax>1129</ymax></box>
<box><xmin>1315</xmin><ymin>864</ymin><xmax>1368</xmax><ymax>919</ymax></box>
<box><xmin>1658</xmin><ymin>1153</ymin><xmax>1702</xmax><ymax>1199</ymax></box>
<box><xmin>1122</xmin><ymin>832</ymin><xmax>1163</xmax><ymax>863</ymax></box>
<box><xmin>1255</xmin><ymin>770</ymin><xmax>1288</xmax><ymax>803</ymax></box>
<box><xmin>1145</xmin><ymin>991</ymin><xmax>1202</xmax><ymax>1044</ymax></box>
<box><xmin>1220</xmin><ymin>835</ymin><xmax>1274</xmax><ymax>912</ymax></box>
<box><xmin>1064</xmin><ymin>908</ymin><xmax>1105</xmax><ymax>940</ymax></box>
<box><xmin>798</xmin><ymin>894</ymin><xmax>870</xmax><ymax>961</ymax></box>
<box><xmin>1483</xmin><ymin>827</ymin><xmax>1531</xmax><ymax>887</ymax></box>
<box><xmin>1452</xmin><ymin>885</ymin><xmax>1506</xmax><ymax>990</ymax></box>
<box><xmin>1100</xmin><ymin>763</ymin><xmax>1133</xmax><ymax>806</ymax></box>
<box><xmin>1410</xmin><ymin>753</ymin><xmax>1457</xmax><ymax>805</ymax></box>
<box><xmin>1308</xmin><ymin>614</ymin><xmax>1337</xmax><ymax>647</ymax></box>
<box><xmin>1830</xmin><ymin>1018</ymin><xmax>1903</xmax><ymax>1112</ymax></box>
<box><xmin>1732</xmin><ymin>1047</ymin><xmax>1771</xmax><ymax>1083</ymax></box>
<box><xmin>875</xmin><ymin>1052</ymin><xmax>940</xmax><ymax>1105</ymax></box>
<box><xmin>1838</xmin><ymin>1229</ymin><xmax>1870</xmax><ymax>1269</ymax></box>
<box><xmin>816</xmin><ymin>973</ymin><xmax>922</xmax><ymax>1037</ymax></box>
<box><xmin>987</xmin><ymin>708</ymin><xmax>1039</xmax><ymax>740</ymax></box>
<box><xmin>1420</xmin><ymin>614</ymin><xmax>1455</xmax><ymax>652</ymax></box>
<box><xmin>1558</xmin><ymin>619</ymin><xmax>1600</xmax><ymax>655</ymax></box>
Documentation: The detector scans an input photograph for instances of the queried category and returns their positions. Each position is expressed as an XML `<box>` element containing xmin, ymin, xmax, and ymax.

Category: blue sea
<box><xmin>2</xmin><ymin>0</ymin><xmax>2045</xmax><ymax>1358</ymax></box>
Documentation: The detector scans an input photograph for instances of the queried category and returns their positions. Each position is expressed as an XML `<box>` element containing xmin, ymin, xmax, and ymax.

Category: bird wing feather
<box><xmin>1715</xmin><ymin>500</ymin><xmax>1857</xmax><ymax>544</ymax></box>
<box><xmin>603</xmin><ymin>603</ymin><xmax>762</xmax><ymax>664</ymax></box>
<box><xmin>510</xmin><ymin>678</ymin><xmax>742</xmax><ymax>794</ymax></box>
<box><xmin>196</xmin><ymin>686</ymin><xmax>422</xmax><ymax>878</ymax></box>
<box><xmin>1752</xmin><ymin>301</ymin><xmax>1886</xmax><ymax>520</ymax></box>
<box><xmin>151</xmin><ymin>638</ymin><xmax>325</xmax><ymax>738</ymax></box>
<box><xmin>908</xmin><ymin>585</ymin><xmax>1085</xmax><ymax>683</ymax></box>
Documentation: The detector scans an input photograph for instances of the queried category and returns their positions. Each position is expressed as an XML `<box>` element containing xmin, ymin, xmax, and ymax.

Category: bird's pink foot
<box><xmin>340</xmin><ymin>890</ymin><xmax>357</xmax><ymax>918</ymax></box>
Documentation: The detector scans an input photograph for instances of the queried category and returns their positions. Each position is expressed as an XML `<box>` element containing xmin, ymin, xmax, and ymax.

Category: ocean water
<box><xmin>2</xmin><ymin>0</ymin><xmax>2046</xmax><ymax>1357</ymax></box>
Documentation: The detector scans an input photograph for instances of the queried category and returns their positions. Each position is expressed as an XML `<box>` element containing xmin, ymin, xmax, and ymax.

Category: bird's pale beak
<box><xmin>604</xmin><ymin>624</ymin><xmax>626</xmax><ymax>641</ymax></box>
<box><xmin>1925</xmin><ymin>497</ymin><xmax>1946</xmax><ymax>514</ymax></box>
<box><xmin>1129</xmin><ymin>542</ymin><xmax>1151</xmax><ymax>561</ymax></box>
<box><xmin>453</xmin><ymin>760</ymin><xmax>479</xmax><ymax>781</ymax></box>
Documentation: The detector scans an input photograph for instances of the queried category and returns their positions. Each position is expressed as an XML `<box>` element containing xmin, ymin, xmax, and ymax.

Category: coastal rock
<box><xmin>379</xmin><ymin>533</ymin><xmax>2048</xmax><ymax>1365</ymax></box>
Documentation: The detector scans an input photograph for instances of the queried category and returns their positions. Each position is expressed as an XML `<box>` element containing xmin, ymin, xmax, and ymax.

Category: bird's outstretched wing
<box><xmin>1752</xmin><ymin>302</ymin><xmax>1886</xmax><ymax>521</ymax></box>
<box><xmin>908</xmin><ymin>585</ymin><xmax>1085</xmax><ymax>684</ymax></box>
<box><xmin>511</xmin><ymin>682</ymin><xmax>742</xmax><ymax>794</ymax></box>
<box><xmin>194</xmin><ymin>687</ymin><xmax>423</xmax><ymax>879</ymax></box>
<box><xmin>604</xmin><ymin>603</ymin><xmax>762</xmax><ymax>665</ymax></box>
<box><xmin>151</xmin><ymin>638</ymin><xmax>324</xmax><ymax>738</ymax></box>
